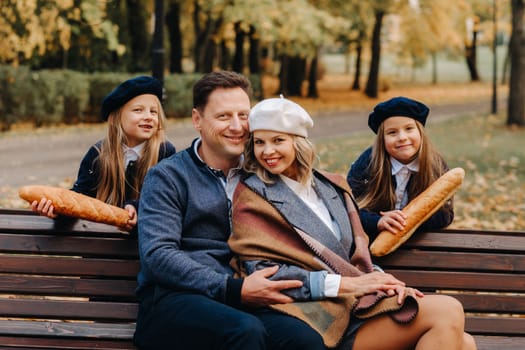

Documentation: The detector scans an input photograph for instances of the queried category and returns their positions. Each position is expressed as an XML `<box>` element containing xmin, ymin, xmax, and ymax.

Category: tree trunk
<box><xmin>152</xmin><ymin>0</ymin><xmax>164</xmax><ymax>83</ymax></box>
<box><xmin>507</xmin><ymin>0</ymin><xmax>525</xmax><ymax>126</ymax></box>
<box><xmin>365</xmin><ymin>10</ymin><xmax>384</xmax><ymax>98</ymax></box>
<box><xmin>465</xmin><ymin>30</ymin><xmax>481</xmax><ymax>81</ymax></box>
<box><xmin>278</xmin><ymin>55</ymin><xmax>290</xmax><ymax>96</ymax></box>
<box><xmin>307</xmin><ymin>55</ymin><xmax>319</xmax><ymax>98</ymax></box>
<box><xmin>249</xmin><ymin>25</ymin><xmax>260</xmax><ymax>74</ymax></box>
<box><xmin>352</xmin><ymin>40</ymin><xmax>363</xmax><ymax>90</ymax></box>
<box><xmin>193</xmin><ymin>0</ymin><xmax>202</xmax><ymax>72</ymax></box>
<box><xmin>166</xmin><ymin>1</ymin><xmax>183</xmax><ymax>73</ymax></box>
<box><xmin>127</xmin><ymin>0</ymin><xmax>151</xmax><ymax>72</ymax></box>
<box><xmin>232</xmin><ymin>22</ymin><xmax>245</xmax><ymax>73</ymax></box>
<box><xmin>287</xmin><ymin>56</ymin><xmax>306</xmax><ymax>97</ymax></box>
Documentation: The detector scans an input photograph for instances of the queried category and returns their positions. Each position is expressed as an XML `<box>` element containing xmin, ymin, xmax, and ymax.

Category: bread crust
<box><xmin>370</xmin><ymin>167</ymin><xmax>465</xmax><ymax>257</ymax></box>
<box><xmin>19</xmin><ymin>185</ymin><xmax>130</xmax><ymax>227</ymax></box>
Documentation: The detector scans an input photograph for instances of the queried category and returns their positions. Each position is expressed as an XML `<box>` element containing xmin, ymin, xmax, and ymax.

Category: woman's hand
<box><xmin>339</xmin><ymin>271</ymin><xmax>406</xmax><ymax>296</ymax></box>
<box><xmin>378</xmin><ymin>210</ymin><xmax>407</xmax><ymax>233</ymax></box>
<box><xmin>339</xmin><ymin>271</ymin><xmax>424</xmax><ymax>301</ymax></box>
<box><xmin>31</xmin><ymin>198</ymin><xmax>58</xmax><ymax>219</ymax></box>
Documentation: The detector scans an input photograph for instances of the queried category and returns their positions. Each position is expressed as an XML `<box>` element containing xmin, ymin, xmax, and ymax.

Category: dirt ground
<box><xmin>0</xmin><ymin>75</ymin><xmax>507</xmax><ymax>208</ymax></box>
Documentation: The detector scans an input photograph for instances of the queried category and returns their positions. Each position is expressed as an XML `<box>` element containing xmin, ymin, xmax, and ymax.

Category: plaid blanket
<box><xmin>229</xmin><ymin>172</ymin><xmax>418</xmax><ymax>348</ymax></box>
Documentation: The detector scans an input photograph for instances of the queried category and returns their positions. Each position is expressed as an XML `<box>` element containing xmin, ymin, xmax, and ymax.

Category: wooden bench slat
<box><xmin>0</xmin><ymin>255</ymin><xmax>139</xmax><ymax>278</ymax></box>
<box><xmin>0</xmin><ymin>210</ymin><xmax>126</xmax><ymax>236</ymax></box>
<box><xmin>386</xmin><ymin>270</ymin><xmax>525</xmax><ymax>292</ymax></box>
<box><xmin>0</xmin><ymin>275</ymin><xmax>137</xmax><ymax>298</ymax></box>
<box><xmin>0</xmin><ymin>233</ymin><xmax>138</xmax><ymax>258</ymax></box>
<box><xmin>378</xmin><ymin>250</ymin><xmax>525</xmax><ymax>273</ymax></box>
<box><xmin>403</xmin><ymin>231</ymin><xmax>525</xmax><ymax>252</ymax></box>
<box><xmin>473</xmin><ymin>335</ymin><xmax>525</xmax><ymax>350</ymax></box>
<box><xmin>0</xmin><ymin>299</ymin><xmax>138</xmax><ymax>321</ymax></box>
<box><xmin>466</xmin><ymin>315</ymin><xmax>525</xmax><ymax>336</ymax></box>
<box><xmin>453</xmin><ymin>293</ymin><xmax>525</xmax><ymax>314</ymax></box>
<box><xmin>0</xmin><ymin>336</ymin><xmax>135</xmax><ymax>350</ymax></box>
<box><xmin>0</xmin><ymin>320</ymin><xmax>135</xmax><ymax>339</ymax></box>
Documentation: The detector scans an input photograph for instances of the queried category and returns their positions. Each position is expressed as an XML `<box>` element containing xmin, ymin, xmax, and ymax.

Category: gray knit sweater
<box><xmin>136</xmin><ymin>138</ymin><xmax>242</xmax><ymax>305</ymax></box>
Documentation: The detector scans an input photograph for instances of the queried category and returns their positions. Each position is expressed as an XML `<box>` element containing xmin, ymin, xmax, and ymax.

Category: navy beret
<box><xmin>101</xmin><ymin>76</ymin><xmax>163</xmax><ymax>121</ymax></box>
<box><xmin>368</xmin><ymin>96</ymin><xmax>429</xmax><ymax>134</ymax></box>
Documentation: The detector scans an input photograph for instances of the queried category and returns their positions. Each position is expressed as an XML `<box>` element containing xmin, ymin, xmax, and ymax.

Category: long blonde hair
<box><xmin>96</xmin><ymin>97</ymin><xmax>167</xmax><ymax>207</ymax></box>
<box><xmin>243</xmin><ymin>134</ymin><xmax>315</xmax><ymax>185</ymax></box>
<box><xmin>357</xmin><ymin>121</ymin><xmax>446</xmax><ymax>212</ymax></box>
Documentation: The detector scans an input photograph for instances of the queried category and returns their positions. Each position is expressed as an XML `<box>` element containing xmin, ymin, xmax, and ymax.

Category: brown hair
<box><xmin>357</xmin><ymin>121</ymin><xmax>446</xmax><ymax>212</ymax></box>
<box><xmin>96</xmin><ymin>96</ymin><xmax>167</xmax><ymax>207</ymax></box>
<box><xmin>193</xmin><ymin>71</ymin><xmax>252</xmax><ymax>111</ymax></box>
<box><xmin>243</xmin><ymin>134</ymin><xmax>315</xmax><ymax>185</ymax></box>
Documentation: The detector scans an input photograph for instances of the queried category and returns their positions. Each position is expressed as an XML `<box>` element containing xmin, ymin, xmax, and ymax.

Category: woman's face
<box><xmin>120</xmin><ymin>94</ymin><xmax>160</xmax><ymax>147</ymax></box>
<box><xmin>253</xmin><ymin>130</ymin><xmax>298</xmax><ymax>179</ymax></box>
<box><xmin>382</xmin><ymin>116</ymin><xmax>422</xmax><ymax>164</ymax></box>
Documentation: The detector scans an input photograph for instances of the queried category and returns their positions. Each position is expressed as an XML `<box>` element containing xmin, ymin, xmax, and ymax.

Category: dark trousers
<box><xmin>133</xmin><ymin>288</ymin><xmax>325</xmax><ymax>350</ymax></box>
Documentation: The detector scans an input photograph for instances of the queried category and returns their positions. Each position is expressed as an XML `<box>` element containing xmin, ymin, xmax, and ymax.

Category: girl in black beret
<box><xmin>347</xmin><ymin>96</ymin><xmax>453</xmax><ymax>241</ymax></box>
<box><xmin>31</xmin><ymin>76</ymin><xmax>176</xmax><ymax>231</ymax></box>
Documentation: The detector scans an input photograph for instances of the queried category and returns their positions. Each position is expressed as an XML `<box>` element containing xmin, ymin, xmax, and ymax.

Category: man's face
<box><xmin>192</xmin><ymin>87</ymin><xmax>251</xmax><ymax>166</ymax></box>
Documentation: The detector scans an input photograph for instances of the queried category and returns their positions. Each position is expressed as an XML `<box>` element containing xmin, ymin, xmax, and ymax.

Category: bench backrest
<box><xmin>376</xmin><ymin>229</ymin><xmax>525</xmax><ymax>344</ymax></box>
<box><xmin>0</xmin><ymin>209</ymin><xmax>139</xmax><ymax>349</ymax></box>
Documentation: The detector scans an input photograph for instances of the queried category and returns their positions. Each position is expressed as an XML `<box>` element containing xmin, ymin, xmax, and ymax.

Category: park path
<box><xmin>0</xmin><ymin>95</ymin><xmax>506</xmax><ymax>202</ymax></box>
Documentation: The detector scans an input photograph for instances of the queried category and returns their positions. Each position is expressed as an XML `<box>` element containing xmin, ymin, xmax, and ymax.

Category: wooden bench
<box><xmin>0</xmin><ymin>208</ymin><xmax>139</xmax><ymax>349</ymax></box>
<box><xmin>377</xmin><ymin>228</ymin><xmax>525</xmax><ymax>350</ymax></box>
<box><xmin>0</xmin><ymin>208</ymin><xmax>523</xmax><ymax>349</ymax></box>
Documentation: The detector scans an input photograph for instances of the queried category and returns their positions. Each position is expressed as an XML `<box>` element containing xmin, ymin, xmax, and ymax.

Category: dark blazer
<box><xmin>347</xmin><ymin>147</ymin><xmax>454</xmax><ymax>240</ymax></box>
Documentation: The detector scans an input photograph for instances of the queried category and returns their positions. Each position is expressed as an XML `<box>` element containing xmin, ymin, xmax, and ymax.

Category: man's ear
<box><xmin>192</xmin><ymin>108</ymin><xmax>202</xmax><ymax>131</ymax></box>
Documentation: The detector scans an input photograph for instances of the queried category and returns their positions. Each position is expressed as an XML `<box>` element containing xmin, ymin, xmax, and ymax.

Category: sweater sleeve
<box><xmin>242</xmin><ymin>260</ymin><xmax>329</xmax><ymax>300</ymax></box>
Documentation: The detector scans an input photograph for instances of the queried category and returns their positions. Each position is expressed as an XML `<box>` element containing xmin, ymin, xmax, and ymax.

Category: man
<box><xmin>133</xmin><ymin>71</ymin><xmax>325</xmax><ymax>349</ymax></box>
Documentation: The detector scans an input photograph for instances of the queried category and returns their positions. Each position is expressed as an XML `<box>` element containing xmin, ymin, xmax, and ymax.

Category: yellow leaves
<box><xmin>0</xmin><ymin>0</ymin><xmax>119</xmax><ymax>65</ymax></box>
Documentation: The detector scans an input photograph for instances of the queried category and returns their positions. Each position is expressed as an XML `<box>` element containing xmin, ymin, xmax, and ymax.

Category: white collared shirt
<box><xmin>123</xmin><ymin>142</ymin><xmax>145</xmax><ymax>167</ymax></box>
<box><xmin>391</xmin><ymin>157</ymin><xmax>419</xmax><ymax>209</ymax></box>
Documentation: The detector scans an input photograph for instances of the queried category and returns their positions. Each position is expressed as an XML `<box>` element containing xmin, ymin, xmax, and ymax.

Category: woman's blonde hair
<box><xmin>243</xmin><ymin>134</ymin><xmax>316</xmax><ymax>185</ymax></box>
<box><xmin>96</xmin><ymin>97</ymin><xmax>167</xmax><ymax>207</ymax></box>
<box><xmin>357</xmin><ymin>121</ymin><xmax>446</xmax><ymax>211</ymax></box>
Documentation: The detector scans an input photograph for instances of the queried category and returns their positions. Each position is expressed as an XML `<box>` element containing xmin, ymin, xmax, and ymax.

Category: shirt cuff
<box><xmin>324</xmin><ymin>274</ymin><xmax>341</xmax><ymax>297</ymax></box>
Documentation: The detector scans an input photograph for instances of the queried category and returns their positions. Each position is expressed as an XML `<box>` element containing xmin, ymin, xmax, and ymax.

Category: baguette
<box><xmin>18</xmin><ymin>185</ymin><xmax>130</xmax><ymax>228</ymax></box>
<box><xmin>370</xmin><ymin>167</ymin><xmax>465</xmax><ymax>257</ymax></box>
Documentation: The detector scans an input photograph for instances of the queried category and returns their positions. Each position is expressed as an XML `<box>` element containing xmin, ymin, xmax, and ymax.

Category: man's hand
<box><xmin>240</xmin><ymin>265</ymin><xmax>302</xmax><ymax>307</ymax></box>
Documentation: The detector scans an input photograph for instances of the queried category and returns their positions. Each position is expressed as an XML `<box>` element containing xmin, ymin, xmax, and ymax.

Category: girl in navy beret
<box><xmin>31</xmin><ymin>76</ymin><xmax>176</xmax><ymax>231</ymax></box>
<box><xmin>347</xmin><ymin>96</ymin><xmax>453</xmax><ymax>240</ymax></box>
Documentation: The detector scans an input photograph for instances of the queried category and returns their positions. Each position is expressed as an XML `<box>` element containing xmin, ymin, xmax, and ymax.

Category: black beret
<box><xmin>101</xmin><ymin>76</ymin><xmax>163</xmax><ymax>121</ymax></box>
<box><xmin>368</xmin><ymin>96</ymin><xmax>429</xmax><ymax>134</ymax></box>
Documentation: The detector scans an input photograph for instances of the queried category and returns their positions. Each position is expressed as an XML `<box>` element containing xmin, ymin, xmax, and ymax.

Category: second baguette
<box><xmin>370</xmin><ymin>167</ymin><xmax>465</xmax><ymax>257</ymax></box>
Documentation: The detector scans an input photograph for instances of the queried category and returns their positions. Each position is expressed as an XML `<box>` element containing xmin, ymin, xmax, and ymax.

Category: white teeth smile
<box><xmin>266</xmin><ymin>159</ymin><xmax>278</xmax><ymax>166</ymax></box>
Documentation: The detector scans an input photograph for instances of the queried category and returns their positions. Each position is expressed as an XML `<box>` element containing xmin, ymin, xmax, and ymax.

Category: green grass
<box><xmin>314</xmin><ymin>112</ymin><xmax>525</xmax><ymax>231</ymax></box>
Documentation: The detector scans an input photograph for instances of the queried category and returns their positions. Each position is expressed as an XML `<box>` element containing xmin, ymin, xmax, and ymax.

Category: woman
<box><xmin>229</xmin><ymin>97</ymin><xmax>476</xmax><ymax>349</ymax></box>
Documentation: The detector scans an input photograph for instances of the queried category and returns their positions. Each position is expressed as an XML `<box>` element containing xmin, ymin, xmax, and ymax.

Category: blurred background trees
<box><xmin>1</xmin><ymin>0</ymin><xmax>523</xmax><ymax>126</ymax></box>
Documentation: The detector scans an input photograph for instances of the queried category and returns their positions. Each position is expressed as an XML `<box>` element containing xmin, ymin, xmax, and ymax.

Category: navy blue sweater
<box><xmin>136</xmin><ymin>139</ymin><xmax>242</xmax><ymax>305</ymax></box>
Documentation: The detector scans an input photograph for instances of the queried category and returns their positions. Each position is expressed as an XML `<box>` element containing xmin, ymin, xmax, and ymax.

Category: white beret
<box><xmin>249</xmin><ymin>97</ymin><xmax>314</xmax><ymax>137</ymax></box>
